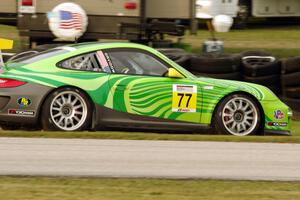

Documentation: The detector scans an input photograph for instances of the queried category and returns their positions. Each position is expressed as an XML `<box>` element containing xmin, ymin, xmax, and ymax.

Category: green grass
<box><xmin>0</xmin><ymin>121</ymin><xmax>299</xmax><ymax>143</ymax></box>
<box><xmin>2</xmin><ymin>23</ymin><xmax>300</xmax><ymax>57</ymax></box>
<box><xmin>172</xmin><ymin>26</ymin><xmax>300</xmax><ymax>58</ymax></box>
<box><xmin>0</xmin><ymin>176</ymin><xmax>299</xmax><ymax>200</ymax></box>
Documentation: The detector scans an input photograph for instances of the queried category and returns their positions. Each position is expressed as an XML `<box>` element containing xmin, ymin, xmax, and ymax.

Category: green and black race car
<box><xmin>0</xmin><ymin>42</ymin><xmax>292</xmax><ymax>136</ymax></box>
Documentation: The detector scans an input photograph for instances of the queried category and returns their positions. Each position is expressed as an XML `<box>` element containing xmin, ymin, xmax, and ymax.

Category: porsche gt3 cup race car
<box><xmin>0</xmin><ymin>42</ymin><xmax>292</xmax><ymax>136</ymax></box>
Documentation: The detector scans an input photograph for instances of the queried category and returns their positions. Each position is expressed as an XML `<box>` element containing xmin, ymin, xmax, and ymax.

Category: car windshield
<box><xmin>11</xmin><ymin>48</ymin><xmax>70</xmax><ymax>64</ymax></box>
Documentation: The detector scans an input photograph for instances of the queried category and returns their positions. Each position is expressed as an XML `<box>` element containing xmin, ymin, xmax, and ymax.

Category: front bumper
<box><xmin>261</xmin><ymin>99</ymin><xmax>292</xmax><ymax>134</ymax></box>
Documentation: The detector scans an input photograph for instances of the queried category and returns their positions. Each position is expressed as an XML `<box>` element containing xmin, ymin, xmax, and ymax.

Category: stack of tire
<box><xmin>157</xmin><ymin>48</ymin><xmax>193</xmax><ymax>70</ymax></box>
<box><xmin>241</xmin><ymin>51</ymin><xmax>281</xmax><ymax>94</ymax></box>
<box><xmin>159</xmin><ymin>49</ymin><xmax>243</xmax><ymax>81</ymax></box>
<box><xmin>281</xmin><ymin>57</ymin><xmax>300</xmax><ymax>112</ymax></box>
<box><xmin>189</xmin><ymin>54</ymin><xmax>242</xmax><ymax>81</ymax></box>
<box><xmin>157</xmin><ymin>48</ymin><xmax>242</xmax><ymax>80</ymax></box>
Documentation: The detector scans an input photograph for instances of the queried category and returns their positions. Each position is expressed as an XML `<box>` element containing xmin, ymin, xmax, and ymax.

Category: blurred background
<box><xmin>1</xmin><ymin>0</ymin><xmax>300</xmax><ymax>115</ymax></box>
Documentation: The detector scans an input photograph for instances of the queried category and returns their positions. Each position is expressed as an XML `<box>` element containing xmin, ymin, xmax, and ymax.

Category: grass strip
<box><xmin>0</xmin><ymin>176</ymin><xmax>299</xmax><ymax>200</ymax></box>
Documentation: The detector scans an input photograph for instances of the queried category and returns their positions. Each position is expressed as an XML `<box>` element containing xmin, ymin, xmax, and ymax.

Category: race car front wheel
<box><xmin>214</xmin><ymin>94</ymin><xmax>261</xmax><ymax>136</ymax></box>
<box><xmin>42</xmin><ymin>88</ymin><xmax>92</xmax><ymax>131</ymax></box>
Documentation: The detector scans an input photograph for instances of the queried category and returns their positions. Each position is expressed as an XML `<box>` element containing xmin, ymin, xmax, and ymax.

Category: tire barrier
<box><xmin>281</xmin><ymin>97</ymin><xmax>300</xmax><ymax>112</ymax></box>
<box><xmin>281</xmin><ymin>71</ymin><xmax>300</xmax><ymax>87</ymax></box>
<box><xmin>284</xmin><ymin>87</ymin><xmax>300</xmax><ymax>99</ymax></box>
<box><xmin>240</xmin><ymin>50</ymin><xmax>273</xmax><ymax>57</ymax></box>
<box><xmin>160</xmin><ymin>50</ymin><xmax>283</xmax><ymax>84</ymax></box>
<box><xmin>157</xmin><ymin>48</ymin><xmax>186</xmax><ymax>55</ymax></box>
<box><xmin>174</xmin><ymin>54</ymin><xmax>193</xmax><ymax>71</ymax></box>
<box><xmin>243</xmin><ymin>74</ymin><xmax>280</xmax><ymax>94</ymax></box>
<box><xmin>240</xmin><ymin>50</ymin><xmax>280</xmax><ymax>92</ymax></box>
<box><xmin>160</xmin><ymin>49</ymin><xmax>300</xmax><ymax>111</ymax></box>
<box><xmin>190</xmin><ymin>54</ymin><xmax>241</xmax><ymax>74</ymax></box>
<box><xmin>281</xmin><ymin>57</ymin><xmax>300</xmax><ymax>74</ymax></box>
<box><xmin>158</xmin><ymin>49</ymin><xmax>194</xmax><ymax>70</ymax></box>
<box><xmin>243</xmin><ymin>74</ymin><xmax>280</xmax><ymax>85</ymax></box>
<box><xmin>281</xmin><ymin>57</ymin><xmax>300</xmax><ymax>111</ymax></box>
<box><xmin>242</xmin><ymin>56</ymin><xmax>281</xmax><ymax>77</ymax></box>
<box><xmin>241</xmin><ymin>55</ymin><xmax>281</xmax><ymax>94</ymax></box>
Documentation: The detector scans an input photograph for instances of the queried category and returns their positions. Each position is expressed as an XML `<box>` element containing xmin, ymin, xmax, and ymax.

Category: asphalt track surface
<box><xmin>0</xmin><ymin>137</ymin><xmax>299</xmax><ymax>181</ymax></box>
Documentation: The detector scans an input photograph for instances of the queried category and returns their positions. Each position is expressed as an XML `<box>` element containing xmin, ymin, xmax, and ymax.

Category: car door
<box><xmin>103</xmin><ymin>48</ymin><xmax>202</xmax><ymax>125</ymax></box>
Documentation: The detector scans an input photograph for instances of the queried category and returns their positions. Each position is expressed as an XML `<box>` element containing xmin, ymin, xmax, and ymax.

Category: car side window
<box><xmin>107</xmin><ymin>50</ymin><xmax>169</xmax><ymax>76</ymax></box>
<box><xmin>59</xmin><ymin>51</ymin><xmax>111</xmax><ymax>73</ymax></box>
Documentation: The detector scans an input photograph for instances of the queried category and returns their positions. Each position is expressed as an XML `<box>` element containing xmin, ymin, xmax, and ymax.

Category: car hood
<box><xmin>195</xmin><ymin>77</ymin><xmax>278</xmax><ymax>101</ymax></box>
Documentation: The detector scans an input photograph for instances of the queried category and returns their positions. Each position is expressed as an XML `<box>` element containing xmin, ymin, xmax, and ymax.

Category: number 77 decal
<box><xmin>172</xmin><ymin>84</ymin><xmax>197</xmax><ymax>113</ymax></box>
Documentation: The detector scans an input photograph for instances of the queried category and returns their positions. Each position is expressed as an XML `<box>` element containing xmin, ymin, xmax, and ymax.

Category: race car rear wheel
<box><xmin>214</xmin><ymin>94</ymin><xmax>261</xmax><ymax>136</ymax></box>
<box><xmin>42</xmin><ymin>88</ymin><xmax>92</xmax><ymax>131</ymax></box>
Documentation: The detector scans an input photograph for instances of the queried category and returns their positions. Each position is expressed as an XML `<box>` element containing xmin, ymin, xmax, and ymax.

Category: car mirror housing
<box><xmin>168</xmin><ymin>68</ymin><xmax>184</xmax><ymax>78</ymax></box>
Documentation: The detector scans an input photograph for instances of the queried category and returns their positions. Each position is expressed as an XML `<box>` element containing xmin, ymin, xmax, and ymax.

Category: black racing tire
<box><xmin>214</xmin><ymin>93</ymin><xmax>262</xmax><ymax>136</ymax></box>
<box><xmin>163</xmin><ymin>52</ymin><xmax>193</xmax><ymax>70</ymax></box>
<box><xmin>173</xmin><ymin>54</ymin><xmax>192</xmax><ymax>70</ymax></box>
<box><xmin>280</xmin><ymin>96</ymin><xmax>300</xmax><ymax>112</ymax></box>
<box><xmin>192</xmin><ymin>72</ymin><xmax>242</xmax><ymax>81</ymax></box>
<box><xmin>281</xmin><ymin>57</ymin><xmax>300</xmax><ymax>74</ymax></box>
<box><xmin>165</xmin><ymin>52</ymin><xmax>191</xmax><ymax>61</ymax></box>
<box><xmin>240</xmin><ymin>50</ymin><xmax>273</xmax><ymax>57</ymax></box>
<box><xmin>242</xmin><ymin>57</ymin><xmax>281</xmax><ymax>77</ymax></box>
<box><xmin>281</xmin><ymin>72</ymin><xmax>300</xmax><ymax>87</ymax></box>
<box><xmin>190</xmin><ymin>54</ymin><xmax>241</xmax><ymax>74</ymax></box>
<box><xmin>243</xmin><ymin>74</ymin><xmax>280</xmax><ymax>86</ymax></box>
<box><xmin>284</xmin><ymin>87</ymin><xmax>300</xmax><ymax>99</ymax></box>
<box><xmin>267</xmin><ymin>85</ymin><xmax>281</xmax><ymax>96</ymax></box>
<box><xmin>41</xmin><ymin>87</ymin><xmax>93</xmax><ymax>131</ymax></box>
<box><xmin>152</xmin><ymin>40</ymin><xmax>173</xmax><ymax>48</ymax></box>
<box><xmin>163</xmin><ymin>52</ymin><xmax>188</xmax><ymax>60</ymax></box>
<box><xmin>157</xmin><ymin>48</ymin><xmax>186</xmax><ymax>55</ymax></box>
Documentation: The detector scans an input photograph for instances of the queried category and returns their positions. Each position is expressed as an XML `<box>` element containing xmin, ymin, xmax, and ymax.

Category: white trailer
<box><xmin>16</xmin><ymin>0</ymin><xmax>201</xmax><ymax>46</ymax></box>
<box><xmin>251</xmin><ymin>0</ymin><xmax>300</xmax><ymax>17</ymax></box>
<box><xmin>0</xmin><ymin>0</ymin><xmax>17</xmax><ymax>24</ymax></box>
<box><xmin>196</xmin><ymin>0</ymin><xmax>239</xmax><ymax>19</ymax></box>
<box><xmin>196</xmin><ymin>0</ymin><xmax>300</xmax><ymax>26</ymax></box>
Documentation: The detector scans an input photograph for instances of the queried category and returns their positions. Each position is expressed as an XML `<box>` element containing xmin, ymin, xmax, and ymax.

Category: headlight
<box><xmin>288</xmin><ymin>108</ymin><xmax>293</xmax><ymax>117</ymax></box>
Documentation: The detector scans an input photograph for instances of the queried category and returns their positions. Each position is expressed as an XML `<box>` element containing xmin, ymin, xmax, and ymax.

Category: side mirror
<box><xmin>168</xmin><ymin>68</ymin><xmax>184</xmax><ymax>78</ymax></box>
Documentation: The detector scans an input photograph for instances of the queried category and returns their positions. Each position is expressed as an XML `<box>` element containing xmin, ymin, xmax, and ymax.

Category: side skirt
<box><xmin>93</xmin><ymin>105</ymin><xmax>210</xmax><ymax>132</ymax></box>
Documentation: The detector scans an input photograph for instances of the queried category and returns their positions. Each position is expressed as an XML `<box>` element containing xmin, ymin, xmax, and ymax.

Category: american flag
<box><xmin>59</xmin><ymin>10</ymin><xmax>82</xmax><ymax>30</ymax></box>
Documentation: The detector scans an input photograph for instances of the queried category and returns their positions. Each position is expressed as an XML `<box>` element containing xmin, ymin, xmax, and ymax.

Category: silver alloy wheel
<box><xmin>221</xmin><ymin>97</ymin><xmax>258</xmax><ymax>136</ymax></box>
<box><xmin>50</xmin><ymin>91</ymin><xmax>88</xmax><ymax>131</ymax></box>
